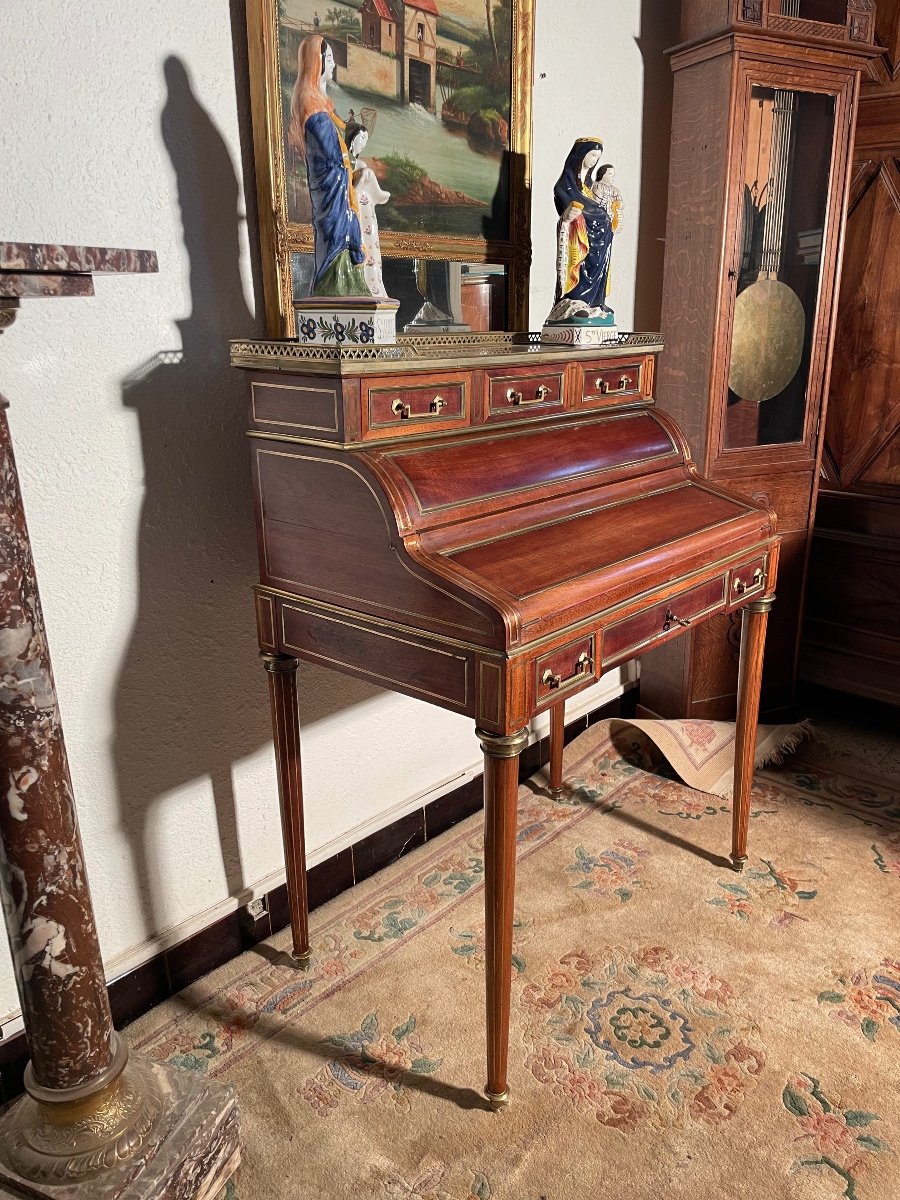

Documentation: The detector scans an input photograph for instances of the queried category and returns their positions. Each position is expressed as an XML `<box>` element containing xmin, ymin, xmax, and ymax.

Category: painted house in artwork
<box><xmin>400</xmin><ymin>0</ymin><xmax>438</xmax><ymax>111</ymax></box>
<box><xmin>360</xmin><ymin>0</ymin><xmax>397</xmax><ymax>54</ymax></box>
<box><xmin>341</xmin><ymin>0</ymin><xmax>440</xmax><ymax>112</ymax></box>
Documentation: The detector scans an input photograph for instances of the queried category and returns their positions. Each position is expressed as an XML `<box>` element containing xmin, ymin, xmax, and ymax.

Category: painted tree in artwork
<box><xmin>485</xmin><ymin>0</ymin><xmax>498</xmax><ymax>66</ymax></box>
<box><xmin>441</xmin><ymin>1</ymin><xmax>512</xmax><ymax>149</ymax></box>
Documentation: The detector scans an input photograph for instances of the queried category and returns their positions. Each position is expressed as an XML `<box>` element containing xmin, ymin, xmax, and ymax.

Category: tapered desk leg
<box><xmin>476</xmin><ymin>727</ymin><xmax>528</xmax><ymax>1111</ymax></box>
<box><xmin>548</xmin><ymin>702</ymin><xmax>564</xmax><ymax>799</ymax></box>
<box><xmin>262</xmin><ymin>654</ymin><xmax>310</xmax><ymax>966</ymax></box>
<box><xmin>731</xmin><ymin>596</ymin><xmax>775</xmax><ymax>872</ymax></box>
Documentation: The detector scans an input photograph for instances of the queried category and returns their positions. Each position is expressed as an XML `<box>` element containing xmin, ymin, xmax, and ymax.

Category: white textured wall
<box><xmin>0</xmin><ymin>1</ymin><xmax>676</xmax><ymax>1027</ymax></box>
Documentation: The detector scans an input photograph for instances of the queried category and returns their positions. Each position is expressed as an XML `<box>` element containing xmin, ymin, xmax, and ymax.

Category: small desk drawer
<box><xmin>534</xmin><ymin>634</ymin><xmax>596</xmax><ymax>706</ymax></box>
<box><xmin>484</xmin><ymin>367</ymin><xmax>565</xmax><ymax>423</ymax></box>
<box><xmin>727</xmin><ymin>555</ymin><xmax>769</xmax><ymax>609</ymax></box>
<box><xmin>604</xmin><ymin>576</ymin><xmax>726</xmax><ymax>664</ymax></box>
<box><xmin>366</xmin><ymin>380</ymin><xmax>467</xmax><ymax>433</ymax></box>
<box><xmin>580</xmin><ymin>360</ymin><xmax>643</xmax><ymax>406</ymax></box>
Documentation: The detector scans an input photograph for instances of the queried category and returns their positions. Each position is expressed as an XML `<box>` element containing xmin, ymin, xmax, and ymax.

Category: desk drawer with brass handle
<box><xmin>579</xmin><ymin>360</ymin><xmax>644</xmax><ymax>407</ymax></box>
<box><xmin>365</xmin><ymin>378</ymin><xmax>466</xmax><ymax>435</ymax></box>
<box><xmin>727</xmin><ymin>555</ymin><xmax>769</xmax><ymax>609</ymax></box>
<box><xmin>484</xmin><ymin>368</ymin><xmax>565</xmax><ymax>423</ymax></box>
<box><xmin>533</xmin><ymin>634</ymin><xmax>596</xmax><ymax>708</ymax></box>
<box><xmin>603</xmin><ymin>575</ymin><xmax>727</xmax><ymax>667</ymax></box>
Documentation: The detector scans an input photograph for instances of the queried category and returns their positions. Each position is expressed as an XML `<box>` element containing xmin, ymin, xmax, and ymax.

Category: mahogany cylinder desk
<box><xmin>230</xmin><ymin>331</ymin><xmax>779</xmax><ymax>1109</ymax></box>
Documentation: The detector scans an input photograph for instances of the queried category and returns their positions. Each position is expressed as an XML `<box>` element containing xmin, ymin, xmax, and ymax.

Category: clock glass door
<box><xmin>725</xmin><ymin>85</ymin><xmax>836</xmax><ymax>450</ymax></box>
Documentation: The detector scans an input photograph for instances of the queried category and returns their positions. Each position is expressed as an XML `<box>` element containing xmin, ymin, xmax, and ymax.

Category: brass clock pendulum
<box><xmin>728</xmin><ymin>82</ymin><xmax>806</xmax><ymax>408</ymax></box>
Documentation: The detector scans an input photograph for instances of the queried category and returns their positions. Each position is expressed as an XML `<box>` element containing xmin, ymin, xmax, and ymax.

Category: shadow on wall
<box><xmin>113</xmin><ymin>48</ymin><xmax>380</xmax><ymax>940</ymax></box>
<box><xmin>633</xmin><ymin>0</ymin><xmax>680</xmax><ymax>331</ymax></box>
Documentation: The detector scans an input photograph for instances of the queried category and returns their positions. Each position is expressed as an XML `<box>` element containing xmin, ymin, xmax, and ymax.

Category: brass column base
<box><xmin>731</xmin><ymin>854</ymin><xmax>748</xmax><ymax>873</ymax></box>
<box><xmin>484</xmin><ymin>1087</ymin><xmax>510</xmax><ymax>1112</ymax></box>
<box><xmin>0</xmin><ymin>1053</ymin><xmax>239</xmax><ymax>1199</ymax></box>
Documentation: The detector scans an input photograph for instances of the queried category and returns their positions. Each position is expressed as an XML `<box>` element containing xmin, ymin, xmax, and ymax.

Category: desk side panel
<box><xmin>251</xmin><ymin>442</ymin><xmax>504</xmax><ymax>645</ymax></box>
<box><xmin>247</xmin><ymin>371</ymin><xmax>358</xmax><ymax>442</ymax></box>
<box><xmin>278</xmin><ymin>600</ymin><xmax>477</xmax><ymax>716</ymax></box>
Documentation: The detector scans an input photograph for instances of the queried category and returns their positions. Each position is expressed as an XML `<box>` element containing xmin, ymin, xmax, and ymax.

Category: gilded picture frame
<box><xmin>245</xmin><ymin>0</ymin><xmax>535</xmax><ymax>335</ymax></box>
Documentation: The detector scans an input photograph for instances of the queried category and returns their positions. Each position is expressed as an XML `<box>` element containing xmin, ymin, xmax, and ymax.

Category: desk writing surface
<box><xmin>444</xmin><ymin>481</ymin><xmax>769</xmax><ymax>614</ymax></box>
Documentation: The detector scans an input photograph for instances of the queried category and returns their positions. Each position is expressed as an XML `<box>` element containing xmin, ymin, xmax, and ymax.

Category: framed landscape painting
<box><xmin>246</xmin><ymin>0</ymin><xmax>535</xmax><ymax>333</ymax></box>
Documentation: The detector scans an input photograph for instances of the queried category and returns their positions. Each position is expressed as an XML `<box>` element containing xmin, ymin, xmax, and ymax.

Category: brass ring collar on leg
<box><xmin>747</xmin><ymin>594</ymin><xmax>775</xmax><ymax>614</ymax></box>
<box><xmin>262</xmin><ymin>652</ymin><xmax>300</xmax><ymax>674</ymax></box>
<box><xmin>476</xmin><ymin>728</ymin><xmax>529</xmax><ymax>759</ymax></box>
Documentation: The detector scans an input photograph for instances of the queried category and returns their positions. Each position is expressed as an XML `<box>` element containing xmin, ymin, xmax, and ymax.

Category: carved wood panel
<box><xmin>824</xmin><ymin>158</ymin><xmax>900</xmax><ymax>492</ymax></box>
<box><xmin>802</xmin><ymin>52</ymin><xmax>900</xmax><ymax>703</ymax></box>
<box><xmin>873</xmin><ymin>0</ymin><xmax>900</xmax><ymax>80</ymax></box>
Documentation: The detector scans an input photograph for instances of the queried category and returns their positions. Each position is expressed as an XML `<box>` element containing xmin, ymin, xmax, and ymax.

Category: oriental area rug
<box><xmin>125</xmin><ymin>719</ymin><xmax>900</xmax><ymax>1200</ymax></box>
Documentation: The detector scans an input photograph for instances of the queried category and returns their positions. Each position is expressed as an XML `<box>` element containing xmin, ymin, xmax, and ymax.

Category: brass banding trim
<box><xmin>254</xmin><ymin>538</ymin><xmax>778</xmax><ymax>664</ymax></box>
<box><xmin>245</xmin><ymin>400</ymin><xmax>652</xmax><ymax>450</ymax></box>
<box><xmin>24</xmin><ymin>1034</ymin><xmax>129</xmax><ymax>1108</ymax></box>
<box><xmin>257</xmin><ymin>584</ymin><xmax>504</xmax><ymax>657</ymax></box>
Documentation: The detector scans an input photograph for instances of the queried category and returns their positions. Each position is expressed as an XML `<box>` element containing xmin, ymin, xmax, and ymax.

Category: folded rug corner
<box><xmin>607</xmin><ymin>715</ymin><xmax>814</xmax><ymax>801</ymax></box>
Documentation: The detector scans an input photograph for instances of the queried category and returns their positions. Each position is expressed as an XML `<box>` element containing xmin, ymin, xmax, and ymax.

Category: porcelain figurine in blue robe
<box><xmin>289</xmin><ymin>36</ymin><xmax>369</xmax><ymax>297</ymax></box>
<box><xmin>545</xmin><ymin>138</ymin><xmax>623</xmax><ymax>328</ymax></box>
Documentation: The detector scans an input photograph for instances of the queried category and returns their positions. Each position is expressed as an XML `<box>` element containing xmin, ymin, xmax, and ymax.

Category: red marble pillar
<box><xmin>0</xmin><ymin>399</ymin><xmax>118</xmax><ymax>1093</ymax></box>
<box><xmin>0</xmin><ymin>246</ymin><xmax>240</xmax><ymax>1197</ymax></box>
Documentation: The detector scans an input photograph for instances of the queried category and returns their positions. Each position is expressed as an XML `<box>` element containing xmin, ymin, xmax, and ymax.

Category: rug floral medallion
<box><xmin>126</xmin><ymin>722</ymin><xmax>900</xmax><ymax>1199</ymax></box>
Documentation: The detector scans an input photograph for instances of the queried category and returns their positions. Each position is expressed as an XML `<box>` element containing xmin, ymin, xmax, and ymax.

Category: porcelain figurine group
<box><xmin>289</xmin><ymin>35</ymin><xmax>397</xmax><ymax>345</ymax></box>
<box><xmin>542</xmin><ymin>137</ymin><xmax>624</xmax><ymax>345</ymax></box>
<box><xmin>292</xmin><ymin>34</ymin><xmax>621</xmax><ymax>347</ymax></box>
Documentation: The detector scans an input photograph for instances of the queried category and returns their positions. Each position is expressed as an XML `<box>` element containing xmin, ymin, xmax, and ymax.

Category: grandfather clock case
<box><xmin>640</xmin><ymin>0</ymin><xmax>879</xmax><ymax>720</ymax></box>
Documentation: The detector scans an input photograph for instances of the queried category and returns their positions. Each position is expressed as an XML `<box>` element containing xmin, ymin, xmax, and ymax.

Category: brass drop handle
<box><xmin>732</xmin><ymin>567</ymin><xmax>767</xmax><ymax>595</ymax></box>
<box><xmin>663</xmin><ymin>608</ymin><xmax>692</xmax><ymax>632</ymax></box>
<box><xmin>598</xmin><ymin>374</ymin><xmax>633</xmax><ymax>394</ymax></box>
<box><xmin>391</xmin><ymin>396</ymin><xmax>446</xmax><ymax>420</ymax></box>
<box><xmin>507</xmin><ymin>385</ymin><xmax>553</xmax><ymax>406</ymax></box>
<box><xmin>541</xmin><ymin>651</ymin><xmax>593</xmax><ymax>691</ymax></box>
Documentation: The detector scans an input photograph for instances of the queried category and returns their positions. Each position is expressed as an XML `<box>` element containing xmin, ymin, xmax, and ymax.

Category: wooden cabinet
<box><xmin>800</xmin><ymin>1</ymin><xmax>900</xmax><ymax>704</ymax></box>
<box><xmin>639</xmin><ymin>0</ymin><xmax>878</xmax><ymax>720</ymax></box>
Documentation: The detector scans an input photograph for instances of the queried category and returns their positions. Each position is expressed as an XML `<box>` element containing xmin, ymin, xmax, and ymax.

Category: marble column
<box><xmin>0</xmin><ymin>247</ymin><xmax>239</xmax><ymax>1197</ymax></box>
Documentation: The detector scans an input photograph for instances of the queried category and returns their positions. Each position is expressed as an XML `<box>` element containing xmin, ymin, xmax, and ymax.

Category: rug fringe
<box><xmin>753</xmin><ymin>718</ymin><xmax>815</xmax><ymax>769</ymax></box>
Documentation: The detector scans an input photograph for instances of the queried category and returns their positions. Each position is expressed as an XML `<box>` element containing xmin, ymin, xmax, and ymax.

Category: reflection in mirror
<box><xmin>290</xmin><ymin>254</ymin><xmax>508</xmax><ymax>332</ymax></box>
